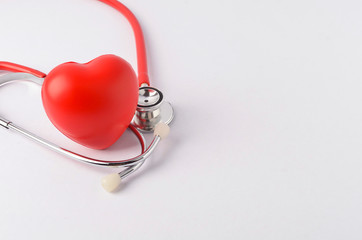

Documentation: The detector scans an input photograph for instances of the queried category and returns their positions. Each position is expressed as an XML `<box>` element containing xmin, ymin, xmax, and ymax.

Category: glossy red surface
<box><xmin>41</xmin><ymin>54</ymin><xmax>138</xmax><ymax>149</ymax></box>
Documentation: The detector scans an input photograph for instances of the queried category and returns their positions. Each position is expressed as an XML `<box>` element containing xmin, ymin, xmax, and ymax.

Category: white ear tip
<box><xmin>101</xmin><ymin>173</ymin><xmax>121</xmax><ymax>192</ymax></box>
<box><xmin>154</xmin><ymin>122</ymin><xmax>170</xmax><ymax>139</ymax></box>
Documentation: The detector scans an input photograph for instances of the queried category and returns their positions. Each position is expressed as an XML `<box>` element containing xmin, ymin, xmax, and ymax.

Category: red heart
<box><xmin>41</xmin><ymin>54</ymin><xmax>138</xmax><ymax>149</ymax></box>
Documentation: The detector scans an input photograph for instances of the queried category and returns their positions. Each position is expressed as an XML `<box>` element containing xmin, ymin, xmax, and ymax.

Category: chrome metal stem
<box><xmin>0</xmin><ymin>116</ymin><xmax>10</xmax><ymax>129</ymax></box>
<box><xmin>119</xmin><ymin>161</ymin><xmax>145</xmax><ymax>179</ymax></box>
<box><xmin>7</xmin><ymin>122</ymin><xmax>161</xmax><ymax>168</ymax></box>
<box><xmin>0</xmin><ymin>73</ymin><xmax>44</xmax><ymax>86</ymax></box>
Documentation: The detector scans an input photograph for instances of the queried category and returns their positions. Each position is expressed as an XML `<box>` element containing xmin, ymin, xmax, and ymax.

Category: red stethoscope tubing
<box><xmin>100</xmin><ymin>0</ymin><xmax>149</xmax><ymax>86</ymax></box>
<box><xmin>0</xmin><ymin>62</ymin><xmax>46</xmax><ymax>78</ymax></box>
<box><xmin>0</xmin><ymin>0</ymin><xmax>149</xmax><ymax>86</ymax></box>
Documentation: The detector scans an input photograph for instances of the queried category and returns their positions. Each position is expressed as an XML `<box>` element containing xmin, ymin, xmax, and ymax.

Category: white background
<box><xmin>0</xmin><ymin>0</ymin><xmax>362</xmax><ymax>239</ymax></box>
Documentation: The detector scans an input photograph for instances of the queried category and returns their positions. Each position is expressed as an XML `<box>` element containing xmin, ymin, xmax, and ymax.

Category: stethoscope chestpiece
<box><xmin>132</xmin><ymin>86</ymin><xmax>174</xmax><ymax>131</ymax></box>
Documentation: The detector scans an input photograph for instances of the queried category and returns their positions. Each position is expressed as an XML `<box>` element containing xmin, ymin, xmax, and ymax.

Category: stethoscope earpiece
<box><xmin>101</xmin><ymin>122</ymin><xmax>170</xmax><ymax>192</ymax></box>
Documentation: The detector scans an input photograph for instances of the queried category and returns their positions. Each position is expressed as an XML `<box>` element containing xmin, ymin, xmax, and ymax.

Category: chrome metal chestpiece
<box><xmin>132</xmin><ymin>87</ymin><xmax>174</xmax><ymax>132</ymax></box>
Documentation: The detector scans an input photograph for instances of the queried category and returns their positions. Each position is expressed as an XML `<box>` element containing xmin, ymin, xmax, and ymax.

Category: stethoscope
<box><xmin>0</xmin><ymin>0</ymin><xmax>174</xmax><ymax>192</ymax></box>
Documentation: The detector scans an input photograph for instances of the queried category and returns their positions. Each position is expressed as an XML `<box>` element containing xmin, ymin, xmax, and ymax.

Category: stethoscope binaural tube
<box><xmin>0</xmin><ymin>73</ymin><xmax>171</xmax><ymax>192</ymax></box>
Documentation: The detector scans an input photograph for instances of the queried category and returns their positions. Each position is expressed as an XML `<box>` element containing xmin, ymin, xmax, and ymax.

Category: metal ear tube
<box><xmin>0</xmin><ymin>74</ymin><xmax>173</xmax><ymax>192</ymax></box>
<box><xmin>0</xmin><ymin>116</ymin><xmax>10</xmax><ymax>129</ymax></box>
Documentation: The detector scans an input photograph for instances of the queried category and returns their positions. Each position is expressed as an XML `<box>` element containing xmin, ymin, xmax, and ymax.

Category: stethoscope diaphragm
<box><xmin>133</xmin><ymin>86</ymin><xmax>174</xmax><ymax>132</ymax></box>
